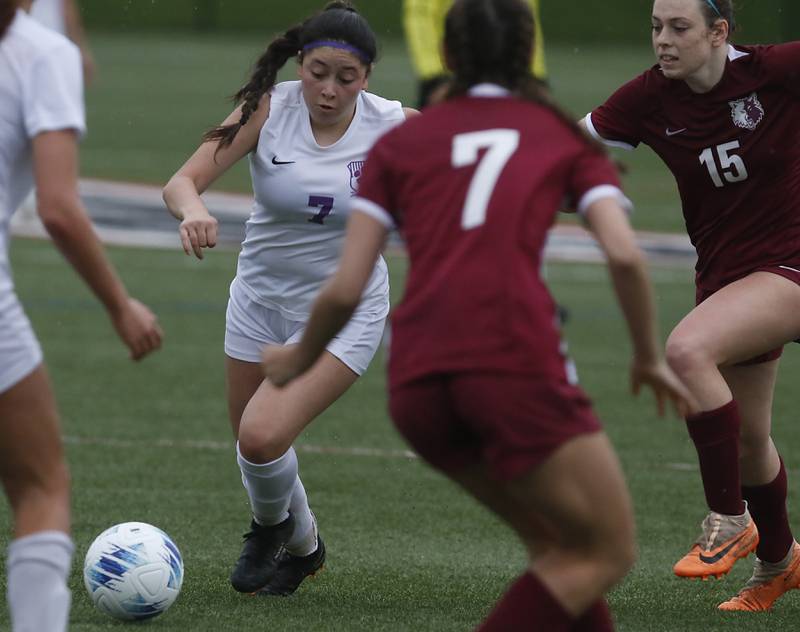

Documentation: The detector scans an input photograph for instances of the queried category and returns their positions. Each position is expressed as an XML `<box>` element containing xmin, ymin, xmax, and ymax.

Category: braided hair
<box><xmin>203</xmin><ymin>1</ymin><xmax>376</xmax><ymax>149</ymax></box>
<box><xmin>443</xmin><ymin>0</ymin><xmax>601</xmax><ymax>151</ymax></box>
<box><xmin>1</xmin><ymin>0</ymin><xmax>16</xmax><ymax>40</ymax></box>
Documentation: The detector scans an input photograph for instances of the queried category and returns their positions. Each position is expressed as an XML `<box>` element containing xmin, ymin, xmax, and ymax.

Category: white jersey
<box><xmin>29</xmin><ymin>0</ymin><xmax>66</xmax><ymax>34</ymax></box>
<box><xmin>238</xmin><ymin>81</ymin><xmax>405</xmax><ymax>320</ymax></box>
<box><xmin>0</xmin><ymin>10</ymin><xmax>85</xmax><ymax>304</ymax></box>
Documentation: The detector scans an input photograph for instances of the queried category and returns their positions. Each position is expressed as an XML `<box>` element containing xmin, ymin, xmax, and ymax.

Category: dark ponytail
<box><xmin>202</xmin><ymin>24</ymin><xmax>302</xmax><ymax>147</ymax></box>
<box><xmin>203</xmin><ymin>1</ymin><xmax>377</xmax><ymax>150</ymax></box>
<box><xmin>444</xmin><ymin>0</ymin><xmax>605</xmax><ymax>153</ymax></box>
<box><xmin>0</xmin><ymin>0</ymin><xmax>16</xmax><ymax>40</ymax></box>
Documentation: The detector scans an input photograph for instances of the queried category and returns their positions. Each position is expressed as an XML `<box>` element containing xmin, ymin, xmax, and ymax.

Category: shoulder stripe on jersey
<box><xmin>351</xmin><ymin>197</ymin><xmax>395</xmax><ymax>229</ymax></box>
<box><xmin>578</xmin><ymin>185</ymin><xmax>633</xmax><ymax>216</ymax></box>
<box><xmin>583</xmin><ymin>114</ymin><xmax>636</xmax><ymax>151</ymax></box>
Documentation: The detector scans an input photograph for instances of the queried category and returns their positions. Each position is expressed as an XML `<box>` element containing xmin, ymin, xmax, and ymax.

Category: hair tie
<box><xmin>705</xmin><ymin>0</ymin><xmax>723</xmax><ymax>18</ymax></box>
<box><xmin>302</xmin><ymin>39</ymin><xmax>372</xmax><ymax>64</ymax></box>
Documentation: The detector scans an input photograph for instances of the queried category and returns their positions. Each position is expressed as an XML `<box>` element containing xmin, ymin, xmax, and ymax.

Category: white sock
<box><xmin>285</xmin><ymin>477</ymin><xmax>318</xmax><ymax>556</ymax></box>
<box><xmin>237</xmin><ymin>442</ymin><xmax>298</xmax><ymax>526</ymax></box>
<box><xmin>7</xmin><ymin>530</ymin><xmax>73</xmax><ymax>632</ymax></box>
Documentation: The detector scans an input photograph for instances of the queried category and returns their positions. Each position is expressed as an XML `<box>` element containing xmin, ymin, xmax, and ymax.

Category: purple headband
<box><xmin>302</xmin><ymin>40</ymin><xmax>372</xmax><ymax>63</ymax></box>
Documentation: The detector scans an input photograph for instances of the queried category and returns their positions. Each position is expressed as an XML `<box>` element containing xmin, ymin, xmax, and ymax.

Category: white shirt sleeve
<box><xmin>24</xmin><ymin>40</ymin><xmax>86</xmax><ymax>139</ymax></box>
<box><xmin>351</xmin><ymin>197</ymin><xmax>396</xmax><ymax>230</ymax></box>
<box><xmin>577</xmin><ymin>184</ymin><xmax>633</xmax><ymax>216</ymax></box>
<box><xmin>582</xmin><ymin>113</ymin><xmax>636</xmax><ymax>151</ymax></box>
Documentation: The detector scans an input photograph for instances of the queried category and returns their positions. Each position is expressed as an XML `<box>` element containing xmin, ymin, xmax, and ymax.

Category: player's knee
<box><xmin>237</xmin><ymin>424</ymin><xmax>293</xmax><ymax>463</ymax></box>
<box><xmin>553</xmin><ymin>525</ymin><xmax>635</xmax><ymax>591</ymax></box>
<box><xmin>584</xmin><ymin>510</ymin><xmax>636</xmax><ymax>583</ymax></box>
<box><xmin>2</xmin><ymin>458</ymin><xmax>70</xmax><ymax>513</ymax></box>
<box><xmin>584</xmin><ymin>530</ymin><xmax>636</xmax><ymax>590</ymax></box>
<box><xmin>665</xmin><ymin>334</ymin><xmax>711</xmax><ymax>378</ymax></box>
<box><xmin>39</xmin><ymin>460</ymin><xmax>70</xmax><ymax>504</ymax></box>
<box><xmin>608</xmin><ymin>535</ymin><xmax>637</xmax><ymax>580</ymax></box>
<box><xmin>51</xmin><ymin>460</ymin><xmax>70</xmax><ymax>494</ymax></box>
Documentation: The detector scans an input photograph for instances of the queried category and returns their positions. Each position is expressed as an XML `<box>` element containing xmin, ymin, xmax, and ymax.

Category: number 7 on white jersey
<box><xmin>452</xmin><ymin>129</ymin><xmax>520</xmax><ymax>229</ymax></box>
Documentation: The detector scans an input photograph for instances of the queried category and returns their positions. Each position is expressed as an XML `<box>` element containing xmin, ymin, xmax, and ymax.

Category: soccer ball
<box><xmin>83</xmin><ymin>522</ymin><xmax>184</xmax><ymax>621</ymax></box>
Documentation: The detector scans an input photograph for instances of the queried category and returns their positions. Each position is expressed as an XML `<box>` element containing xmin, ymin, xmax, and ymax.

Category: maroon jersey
<box><xmin>588</xmin><ymin>43</ymin><xmax>800</xmax><ymax>291</ymax></box>
<box><xmin>353</xmin><ymin>89</ymin><xmax>626</xmax><ymax>388</ymax></box>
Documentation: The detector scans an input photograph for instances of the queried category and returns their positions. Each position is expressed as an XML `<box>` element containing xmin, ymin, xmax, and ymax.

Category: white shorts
<box><xmin>0</xmin><ymin>291</ymin><xmax>43</xmax><ymax>394</ymax></box>
<box><xmin>224</xmin><ymin>278</ymin><xmax>387</xmax><ymax>375</ymax></box>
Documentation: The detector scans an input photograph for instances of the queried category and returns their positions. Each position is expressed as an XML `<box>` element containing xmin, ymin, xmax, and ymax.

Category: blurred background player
<box><xmin>262</xmin><ymin>0</ymin><xmax>694</xmax><ymax>629</ymax></box>
<box><xmin>16</xmin><ymin>0</ymin><xmax>96</xmax><ymax>227</ymax></box>
<box><xmin>0</xmin><ymin>1</ymin><xmax>162</xmax><ymax>630</ymax></box>
<box><xmin>403</xmin><ymin>0</ymin><xmax>546</xmax><ymax>107</ymax></box>
<box><xmin>583</xmin><ymin>0</ymin><xmax>800</xmax><ymax>612</ymax></box>
<box><xmin>163</xmin><ymin>1</ymin><xmax>417</xmax><ymax>598</ymax></box>
<box><xmin>29</xmin><ymin>0</ymin><xmax>95</xmax><ymax>83</ymax></box>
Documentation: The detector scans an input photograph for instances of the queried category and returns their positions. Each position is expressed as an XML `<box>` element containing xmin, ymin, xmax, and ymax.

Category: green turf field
<box><xmin>3</xmin><ymin>29</ymin><xmax>799</xmax><ymax>632</ymax></box>
<box><xmin>2</xmin><ymin>239</ymin><xmax>799</xmax><ymax>631</ymax></box>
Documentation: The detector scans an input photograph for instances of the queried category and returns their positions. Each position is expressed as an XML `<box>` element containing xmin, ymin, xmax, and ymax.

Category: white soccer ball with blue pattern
<box><xmin>83</xmin><ymin>522</ymin><xmax>183</xmax><ymax>621</ymax></box>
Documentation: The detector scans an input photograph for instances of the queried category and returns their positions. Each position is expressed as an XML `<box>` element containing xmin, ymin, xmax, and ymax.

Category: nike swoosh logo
<box><xmin>272</xmin><ymin>156</ymin><xmax>295</xmax><ymax>165</ymax></box>
<box><xmin>698</xmin><ymin>532</ymin><xmax>748</xmax><ymax>564</ymax></box>
<box><xmin>665</xmin><ymin>128</ymin><xmax>687</xmax><ymax>137</ymax></box>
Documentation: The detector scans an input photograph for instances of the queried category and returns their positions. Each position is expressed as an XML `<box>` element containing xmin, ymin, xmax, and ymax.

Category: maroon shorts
<box><xmin>388</xmin><ymin>373</ymin><xmax>602</xmax><ymax>481</ymax></box>
<box><xmin>696</xmin><ymin>265</ymin><xmax>800</xmax><ymax>365</ymax></box>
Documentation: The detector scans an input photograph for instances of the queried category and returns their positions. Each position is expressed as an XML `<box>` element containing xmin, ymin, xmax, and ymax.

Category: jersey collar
<box><xmin>727</xmin><ymin>44</ymin><xmax>749</xmax><ymax>61</ymax></box>
<box><xmin>468</xmin><ymin>83</ymin><xmax>511</xmax><ymax>98</ymax></box>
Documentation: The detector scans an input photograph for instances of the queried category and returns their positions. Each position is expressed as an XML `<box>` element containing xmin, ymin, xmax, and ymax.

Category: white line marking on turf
<box><xmin>664</xmin><ymin>462</ymin><xmax>697</xmax><ymax>471</ymax></box>
<box><xmin>298</xmin><ymin>444</ymin><xmax>418</xmax><ymax>459</ymax></box>
<box><xmin>63</xmin><ymin>435</ymin><xmax>699</xmax><ymax>470</ymax></box>
<box><xmin>63</xmin><ymin>436</ymin><xmax>701</xmax><ymax>469</ymax></box>
<box><xmin>62</xmin><ymin>435</ymin><xmax>418</xmax><ymax>460</ymax></box>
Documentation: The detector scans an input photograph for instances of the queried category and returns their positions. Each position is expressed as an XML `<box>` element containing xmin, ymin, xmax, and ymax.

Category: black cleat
<box><xmin>230</xmin><ymin>516</ymin><xmax>294</xmax><ymax>593</ymax></box>
<box><xmin>257</xmin><ymin>535</ymin><xmax>326</xmax><ymax>596</ymax></box>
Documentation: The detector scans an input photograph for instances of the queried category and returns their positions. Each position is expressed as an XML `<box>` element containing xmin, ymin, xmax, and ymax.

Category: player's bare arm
<box><xmin>33</xmin><ymin>130</ymin><xmax>162</xmax><ymax>360</ymax></box>
<box><xmin>584</xmin><ymin>196</ymin><xmax>696</xmax><ymax>417</ymax></box>
<box><xmin>163</xmin><ymin>93</ymin><xmax>271</xmax><ymax>258</ymax></box>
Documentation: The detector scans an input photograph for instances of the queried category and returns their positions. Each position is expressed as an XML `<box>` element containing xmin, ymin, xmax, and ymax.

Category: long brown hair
<box><xmin>0</xmin><ymin>0</ymin><xmax>16</xmax><ymax>39</ymax></box>
<box><xmin>443</xmin><ymin>0</ymin><xmax>602</xmax><ymax>152</ymax></box>
<box><xmin>203</xmin><ymin>1</ymin><xmax>377</xmax><ymax>151</ymax></box>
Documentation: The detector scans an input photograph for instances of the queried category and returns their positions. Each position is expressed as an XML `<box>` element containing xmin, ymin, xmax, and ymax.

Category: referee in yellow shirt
<box><xmin>403</xmin><ymin>0</ymin><xmax>547</xmax><ymax>107</ymax></box>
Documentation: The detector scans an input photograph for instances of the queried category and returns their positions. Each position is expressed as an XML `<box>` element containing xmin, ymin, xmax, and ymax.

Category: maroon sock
<box><xmin>742</xmin><ymin>457</ymin><xmax>795</xmax><ymax>563</ymax></box>
<box><xmin>685</xmin><ymin>400</ymin><xmax>745</xmax><ymax>516</ymax></box>
<box><xmin>571</xmin><ymin>600</ymin><xmax>614</xmax><ymax>631</ymax></box>
<box><xmin>476</xmin><ymin>572</ymin><xmax>573</xmax><ymax>632</ymax></box>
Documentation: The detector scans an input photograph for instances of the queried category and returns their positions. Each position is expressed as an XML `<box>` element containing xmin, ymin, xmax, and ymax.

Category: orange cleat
<box><xmin>718</xmin><ymin>541</ymin><xmax>800</xmax><ymax>611</ymax></box>
<box><xmin>673</xmin><ymin>509</ymin><xmax>759</xmax><ymax>579</ymax></box>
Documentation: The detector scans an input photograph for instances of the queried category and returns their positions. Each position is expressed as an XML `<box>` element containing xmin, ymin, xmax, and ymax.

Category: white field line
<box><xmin>62</xmin><ymin>434</ymin><xmax>418</xmax><ymax>460</ymax></box>
<box><xmin>664</xmin><ymin>462</ymin><xmax>697</xmax><ymax>471</ymax></box>
<box><xmin>63</xmin><ymin>434</ymin><xmax>704</xmax><ymax>472</ymax></box>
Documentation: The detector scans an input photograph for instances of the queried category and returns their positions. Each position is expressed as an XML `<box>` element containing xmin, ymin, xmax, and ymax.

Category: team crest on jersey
<box><xmin>347</xmin><ymin>160</ymin><xmax>365</xmax><ymax>195</ymax></box>
<box><xmin>728</xmin><ymin>93</ymin><xmax>764</xmax><ymax>131</ymax></box>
